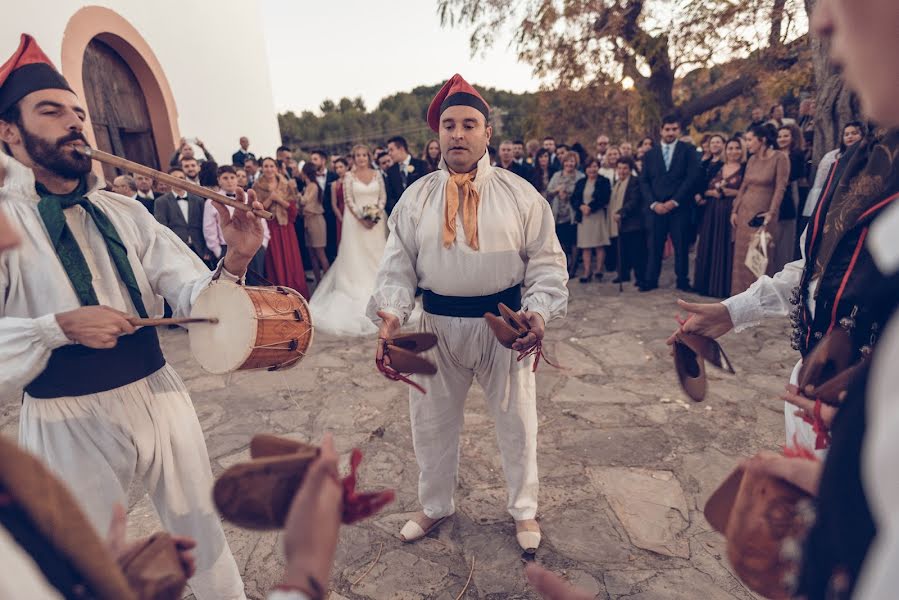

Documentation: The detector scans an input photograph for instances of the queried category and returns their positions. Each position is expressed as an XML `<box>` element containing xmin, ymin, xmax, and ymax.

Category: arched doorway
<box><xmin>81</xmin><ymin>39</ymin><xmax>159</xmax><ymax>182</ymax></box>
<box><xmin>61</xmin><ymin>6</ymin><xmax>180</xmax><ymax>181</ymax></box>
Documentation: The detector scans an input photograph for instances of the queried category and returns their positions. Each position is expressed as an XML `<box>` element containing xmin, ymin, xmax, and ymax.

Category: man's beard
<box><xmin>21</xmin><ymin>126</ymin><xmax>92</xmax><ymax>179</ymax></box>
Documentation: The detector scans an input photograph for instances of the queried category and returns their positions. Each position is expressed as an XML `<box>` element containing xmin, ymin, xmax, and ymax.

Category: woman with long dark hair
<box><xmin>299</xmin><ymin>162</ymin><xmax>330</xmax><ymax>284</ymax></box>
<box><xmin>801</xmin><ymin>121</ymin><xmax>866</xmax><ymax>233</ymax></box>
<box><xmin>422</xmin><ymin>139</ymin><xmax>441</xmax><ymax>173</ymax></box>
<box><xmin>693</xmin><ymin>138</ymin><xmax>745</xmax><ymax>297</ymax></box>
<box><xmin>730</xmin><ymin>124</ymin><xmax>790</xmax><ymax>295</ymax></box>
<box><xmin>774</xmin><ymin>123</ymin><xmax>807</xmax><ymax>270</ymax></box>
<box><xmin>531</xmin><ymin>148</ymin><xmax>553</xmax><ymax>198</ymax></box>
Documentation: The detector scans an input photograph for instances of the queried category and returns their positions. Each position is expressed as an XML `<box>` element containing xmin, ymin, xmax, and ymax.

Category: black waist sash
<box><xmin>25</xmin><ymin>326</ymin><xmax>166</xmax><ymax>399</ymax></box>
<box><xmin>422</xmin><ymin>285</ymin><xmax>522</xmax><ymax>318</ymax></box>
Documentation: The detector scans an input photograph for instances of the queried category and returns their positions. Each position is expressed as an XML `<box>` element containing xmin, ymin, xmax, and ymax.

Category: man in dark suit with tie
<box><xmin>385</xmin><ymin>135</ymin><xmax>427</xmax><ymax>215</ymax></box>
<box><xmin>153</xmin><ymin>167</ymin><xmax>210</xmax><ymax>262</ymax></box>
<box><xmin>638</xmin><ymin>114</ymin><xmax>701</xmax><ymax>292</ymax></box>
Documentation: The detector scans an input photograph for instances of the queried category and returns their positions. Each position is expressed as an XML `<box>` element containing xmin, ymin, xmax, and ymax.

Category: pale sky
<box><xmin>261</xmin><ymin>0</ymin><xmax>542</xmax><ymax>114</ymax></box>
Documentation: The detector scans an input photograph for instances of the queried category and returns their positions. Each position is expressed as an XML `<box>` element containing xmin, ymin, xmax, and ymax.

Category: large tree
<box><xmin>804</xmin><ymin>0</ymin><xmax>861</xmax><ymax>163</ymax></box>
<box><xmin>438</xmin><ymin>0</ymin><xmax>806</xmax><ymax>128</ymax></box>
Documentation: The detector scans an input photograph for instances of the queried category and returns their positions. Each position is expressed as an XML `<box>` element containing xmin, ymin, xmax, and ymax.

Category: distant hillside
<box><xmin>278</xmin><ymin>84</ymin><xmax>539</xmax><ymax>155</ymax></box>
<box><xmin>279</xmin><ymin>44</ymin><xmax>813</xmax><ymax>156</ymax></box>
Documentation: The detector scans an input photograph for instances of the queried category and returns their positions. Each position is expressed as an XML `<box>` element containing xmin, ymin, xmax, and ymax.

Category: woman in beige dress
<box><xmin>730</xmin><ymin>124</ymin><xmax>790</xmax><ymax>295</ymax></box>
<box><xmin>571</xmin><ymin>158</ymin><xmax>612</xmax><ymax>282</ymax></box>
<box><xmin>299</xmin><ymin>161</ymin><xmax>330</xmax><ymax>284</ymax></box>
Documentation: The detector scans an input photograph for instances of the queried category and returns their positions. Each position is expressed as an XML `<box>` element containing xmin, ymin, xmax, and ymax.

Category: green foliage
<box><xmin>278</xmin><ymin>85</ymin><xmax>540</xmax><ymax>155</ymax></box>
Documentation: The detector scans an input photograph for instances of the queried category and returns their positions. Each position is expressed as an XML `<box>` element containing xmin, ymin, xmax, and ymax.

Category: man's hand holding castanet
<box><xmin>512</xmin><ymin>311</ymin><xmax>545</xmax><ymax>352</ymax></box>
<box><xmin>55</xmin><ymin>306</ymin><xmax>136</xmax><ymax>348</ymax></box>
<box><xmin>279</xmin><ymin>433</ymin><xmax>342</xmax><ymax>599</ymax></box>
<box><xmin>215</xmin><ymin>187</ymin><xmax>265</xmax><ymax>277</ymax></box>
<box><xmin>376</xmin><ymin>310</ymin><xmax>402</xmax><ymax>365</ymax></box>
<box><xmin>667</xmin><ymin>299</ymin><xmax>734</xmax><ymax>345</ymax></box>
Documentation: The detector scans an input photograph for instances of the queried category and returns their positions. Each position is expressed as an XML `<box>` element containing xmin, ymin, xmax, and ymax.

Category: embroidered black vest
<box><xmin>796</xmin><ymin>269</ymin><xmax>899</xmax><ymax>599</ymax></box>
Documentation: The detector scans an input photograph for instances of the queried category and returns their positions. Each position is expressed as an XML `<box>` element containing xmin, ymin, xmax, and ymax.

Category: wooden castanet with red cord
<box><xmin>376</xmin><ymin>333</ymin><xmax>438</xmax><ymax>393</ymax></box>
<box><xmin>484</xmin><ymin>302</ymin><xmax>559</xmax><ymax>371</ymax></box>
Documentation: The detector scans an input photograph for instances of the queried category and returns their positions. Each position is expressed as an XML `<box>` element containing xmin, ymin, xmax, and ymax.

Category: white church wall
<box><xmin>0</xmin><ymin>0</ymin><xmax>282</xmax><ymax>164</ymax></box>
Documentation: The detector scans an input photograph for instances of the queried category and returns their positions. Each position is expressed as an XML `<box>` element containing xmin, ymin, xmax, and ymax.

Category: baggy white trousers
<box><xmin>18</xmin><ymin>363</ymin><xmax>246</xmax><ymax>600</ymax></box>
<box><xmin>410</xmin><ymin>313</ymin><xmax>539</xmax><ymax>521</ymax></box>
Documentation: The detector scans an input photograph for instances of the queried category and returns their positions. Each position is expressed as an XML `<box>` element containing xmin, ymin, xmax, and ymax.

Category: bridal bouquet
<box><xmin>361</xmin><ymin>205</ymin><xmax>382</xmax><ymax>224</ymax></box>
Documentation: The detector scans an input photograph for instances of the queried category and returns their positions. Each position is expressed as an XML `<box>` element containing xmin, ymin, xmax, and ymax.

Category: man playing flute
<box><xmin>0</xmin><ymin>34</ymin><xmax>259</xmax><ymax>600</ymax></box>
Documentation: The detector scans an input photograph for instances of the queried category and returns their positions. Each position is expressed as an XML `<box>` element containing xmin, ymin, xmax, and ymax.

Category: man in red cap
<box><xmin>0</xmin><ymin>34</ymin><xmax>257</xmax><ymax>599</ymax></box>
<box><xmin>367</xmin><ymin>74</ymin><xmax>569</xmax><ymax>552</ymax></box>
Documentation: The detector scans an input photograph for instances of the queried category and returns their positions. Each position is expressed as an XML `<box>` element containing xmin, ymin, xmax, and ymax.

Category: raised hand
<box><xmin>216</xmin><ymin>187</ymin><xmax>264</xmax><ymax>276</ymax></box>
<box><xmin>280</xmin><ymin>433</ymin><xmax>343</xmax><ymax>599</ymax></box>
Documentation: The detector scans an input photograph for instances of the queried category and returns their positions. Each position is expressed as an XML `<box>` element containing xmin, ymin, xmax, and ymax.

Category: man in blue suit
<box><xmin>638</xmin><ymin>115</ymin><xmax>701</xmax><ymax>292</ymax></box>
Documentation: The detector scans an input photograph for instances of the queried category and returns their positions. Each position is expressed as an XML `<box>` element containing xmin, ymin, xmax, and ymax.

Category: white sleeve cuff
<box><xmin>378</xmin><ymin>306</ymin><xmax>409</xmax><ymax>326</ymax></box>
<box><xmin>524</xmin><ymin>305</ymin><xmax>550</xmax><ymax>326</ymax></box>
<box><xmin>721</xmin><ymin>294</ymin><xmax>762</xmax><ymax>333</ymax></box>
<box><xmin>214</xmin><ymin>259</ymin><xmax>243</xmax><ymax>284</ymax></box>
<box><xmin>37</xmin><ymin>314</ymin><xmax>73</xmax><ymax>348</ymax></box>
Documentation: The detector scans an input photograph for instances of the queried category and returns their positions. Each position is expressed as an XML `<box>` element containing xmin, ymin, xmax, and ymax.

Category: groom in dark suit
<box><xmin>638</xmin><ymin>115</ymin><xmax>700</xmax><ymax>292</ymax></box>
<box><xmin>385</xmin><ymin>136</ymin><xmax>427</xmax><ymax>215</ymax></box>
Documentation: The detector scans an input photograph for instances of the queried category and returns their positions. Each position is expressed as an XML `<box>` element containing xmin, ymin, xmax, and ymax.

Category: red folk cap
<box><xmin>0</xmin><ymin>34</ymin><xmax>72</xmax><ymax>114</ymax></box>
<box><xmin>426</xmin><ymin>73</ymin><xmax>490</xmax><ymax>132</ymax></box>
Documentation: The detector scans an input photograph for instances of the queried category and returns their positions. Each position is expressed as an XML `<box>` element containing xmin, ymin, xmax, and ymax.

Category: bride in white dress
<box><xmin>310</xmin><ymin>144</ymin><xmax>388</xmax><ymax>336</ymax></box>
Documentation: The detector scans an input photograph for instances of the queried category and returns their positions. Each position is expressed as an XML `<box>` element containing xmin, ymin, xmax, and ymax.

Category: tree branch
<box><xmin>677</xmin><ymin>49</ymin><xmax>800</xmax><ymax>122</ymax></box>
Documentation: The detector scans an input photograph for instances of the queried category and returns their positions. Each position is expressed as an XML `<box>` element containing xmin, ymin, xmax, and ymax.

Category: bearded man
<box><xmin>0</xmin><ymin>34</ymin><xmax>261</xmax><ymax>600</ymax></box>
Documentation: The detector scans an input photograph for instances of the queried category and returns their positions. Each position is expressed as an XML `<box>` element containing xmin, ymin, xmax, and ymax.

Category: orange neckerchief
<box><xmin>443</xmin><ymin>170</ymin><xmax>480</xmax><ymax>250</ymax></box>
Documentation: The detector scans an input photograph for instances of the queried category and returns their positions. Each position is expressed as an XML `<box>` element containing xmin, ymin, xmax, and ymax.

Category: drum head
<box><xmin>189</xmin><ymin>281</ymin><xmax>257</xmax><ymax>374</ymax></box>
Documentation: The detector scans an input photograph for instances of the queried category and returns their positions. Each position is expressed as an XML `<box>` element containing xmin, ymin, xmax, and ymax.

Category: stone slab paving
<box><xmin>1</xmin><ymin>270</ymin><xmax>795</xmax><ymax>599</ymax></box>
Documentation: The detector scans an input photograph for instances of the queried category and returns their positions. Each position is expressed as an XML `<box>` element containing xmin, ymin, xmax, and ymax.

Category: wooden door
<box><xmin>82</xmin><ymin>39</ymin><xmax>159</xmax><ymax>182</ymax></box>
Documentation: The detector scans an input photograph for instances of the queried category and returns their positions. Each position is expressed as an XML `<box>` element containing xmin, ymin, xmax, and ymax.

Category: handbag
<box><xmin>745</xmin><ymin>228</ymin><xmax>771</xmax><ymax>278</ymax></box>
<box><xmin>118</xmin><ymin>533</ymin><xmax>188</xmax><ymax>600</ymax></box>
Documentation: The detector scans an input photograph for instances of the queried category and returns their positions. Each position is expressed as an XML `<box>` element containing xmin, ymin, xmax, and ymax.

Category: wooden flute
<box><xmin>75</xmin><ymin>146</ymin><xmax>273</xmax><ymax>220</ymax></box>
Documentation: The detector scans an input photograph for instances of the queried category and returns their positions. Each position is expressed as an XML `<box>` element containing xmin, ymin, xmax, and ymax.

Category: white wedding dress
<box><xmin>309</xmin><ymin>171</ymin><xmax>389</xmax><ymax>336</ymax></box>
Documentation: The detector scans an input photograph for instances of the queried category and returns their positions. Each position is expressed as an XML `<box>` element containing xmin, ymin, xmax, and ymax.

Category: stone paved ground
<box><xmin>1</xmin><ymin>267</ymin><xmax>796</xmax><ymax>599</ymax></box>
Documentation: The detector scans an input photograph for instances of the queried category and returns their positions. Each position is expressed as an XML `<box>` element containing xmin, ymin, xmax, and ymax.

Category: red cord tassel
<box><xmin>341</xmin><ymin>448</ymin><xmax>395</xmax><ymax>524</ymax></box>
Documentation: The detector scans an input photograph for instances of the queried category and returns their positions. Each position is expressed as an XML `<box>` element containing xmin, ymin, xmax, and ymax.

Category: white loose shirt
<box><xmin>721</xmin><ymin>229</ymin><xmax>816</xmax><ymax>331</ymax></box>
<box><xmin>0</xmin><ymin>152</ymin><xmax>238</xmax><ymax>394</ymax></box>
<box><xmin>367</xmin><ymin>151</ymin><xmax>568</xmax><ymax>325</ymax></box>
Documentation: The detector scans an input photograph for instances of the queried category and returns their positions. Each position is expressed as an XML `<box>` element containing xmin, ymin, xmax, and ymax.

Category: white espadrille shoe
<box><xmin>516</xmin><ymin>519</ymin><xmax>541</xmax><ymax>553</ymax></box>
<box><xmin>399</xmin><ymin>512</ymin><xmax>450</xmax><ymax>542</ymax></box>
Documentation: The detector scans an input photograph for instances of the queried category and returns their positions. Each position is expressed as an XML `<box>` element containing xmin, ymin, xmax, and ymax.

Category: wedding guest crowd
<box><xmin>134</xmin><ymin>96</ymin><xmax>853</xmax><ymax>304</ymax></box>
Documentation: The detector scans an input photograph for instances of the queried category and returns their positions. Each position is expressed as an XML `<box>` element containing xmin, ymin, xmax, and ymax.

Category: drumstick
<box><xmin>75</xmin><ymin>146</ymin><xmax>274</xmax><ymax>220</ymax></box>
<box><xmin>129</xmin><ymin>317</ymin><xmax>219</xmax><ymax>327</ymax></box>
